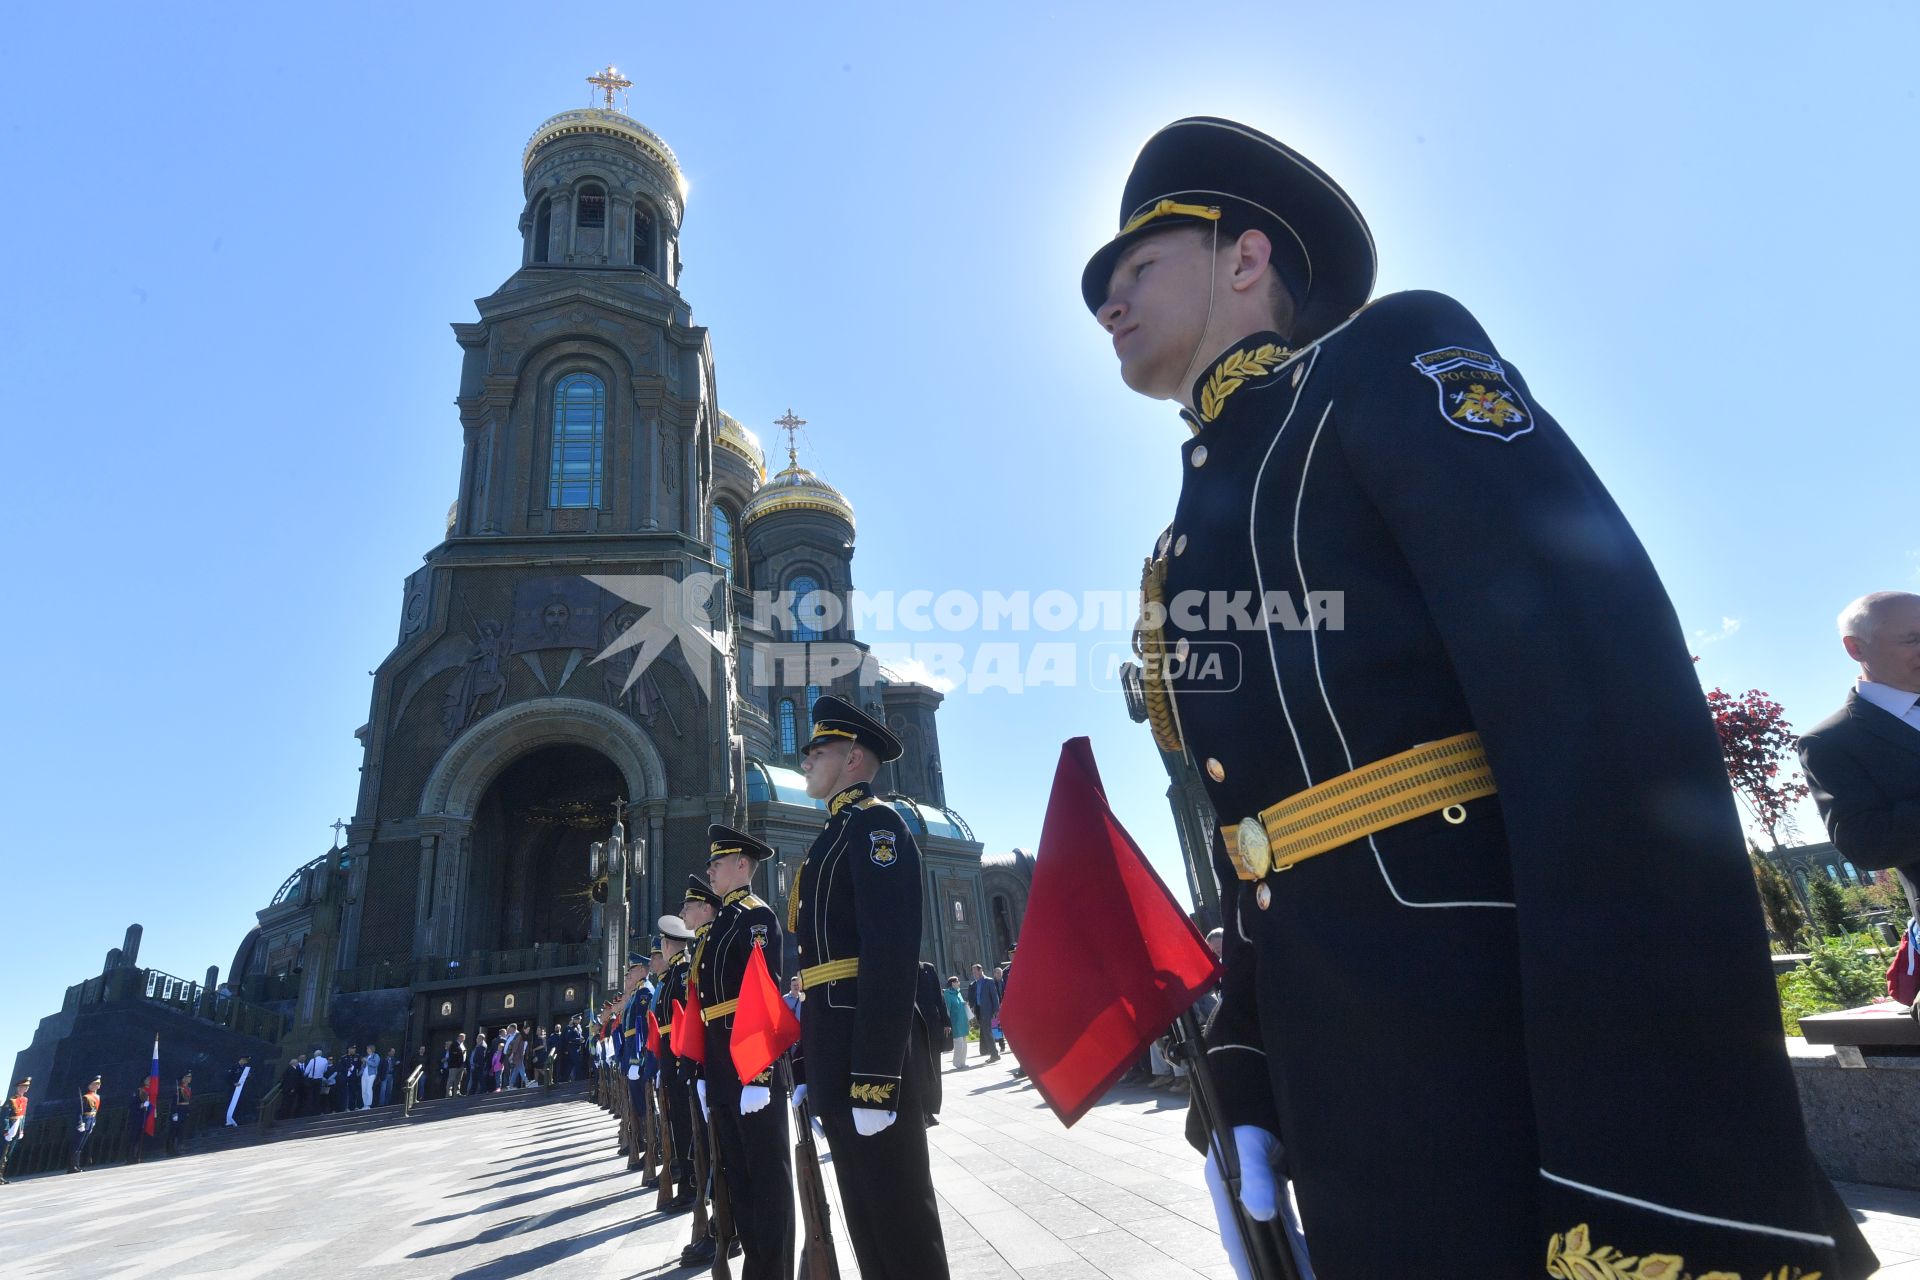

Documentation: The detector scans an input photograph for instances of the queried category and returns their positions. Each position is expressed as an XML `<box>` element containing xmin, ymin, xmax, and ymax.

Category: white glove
<box><xmin>791</xmin><ymin>1083</ymin><xmax>807</xmax><ymax>1110</ymax></box>
<box><xmin>740</xmin><ymin>1085</ymin><xmax>770</xmax><ymax>1114</ymax></box>
<box><xmin>696</xmin><ymin>1079</ymin><xmax>708</xmax><ymax>1121</ymax></box>
<box><xmin>1205</xmin><ymin>1126</ymin><xmax>1314</xmax><ymax>1280</ymax></box>
<box><xmin>626</xmin><ymin>1064</ymin><xmax>640</xmax><ymax>1081</ymax></box>
<box><xmin>851</xmin><ymin>1108</ymin><xmax>896</xmax><ymax>1137</ymax></box>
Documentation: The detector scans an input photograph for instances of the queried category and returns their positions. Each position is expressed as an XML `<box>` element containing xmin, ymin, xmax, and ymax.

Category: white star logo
<box><xmin>585</xmin><ymin>573</ymin><xmax>729</xmax><ymax>702</ymax></box>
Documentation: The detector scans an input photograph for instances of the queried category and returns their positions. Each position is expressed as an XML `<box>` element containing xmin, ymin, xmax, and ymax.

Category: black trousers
<box><xmin>711</xmin><ymin>1098</ymin><xmax>794</xmax><ymax>1280</ymax></box>
<box><xmin>819</xmin><ymin>1064</ymin><xmax>949</xmax><ymax>1280</ymax></box>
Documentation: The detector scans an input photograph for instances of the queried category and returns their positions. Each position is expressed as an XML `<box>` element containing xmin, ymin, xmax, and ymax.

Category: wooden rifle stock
<box><xmin>653</xmin><ymin>1072</ymin><xmax>679</xmax><ymax>1213</ymax></box>
<box><xmin>793</xmin><ymin>1089</ymin><xmax>842</xmax><ymax>1280</ymax></box>
<box><xmin>638</xmin><ymin>1066</ymin><xmax>659</xmax><ymax>1185</ymax></box>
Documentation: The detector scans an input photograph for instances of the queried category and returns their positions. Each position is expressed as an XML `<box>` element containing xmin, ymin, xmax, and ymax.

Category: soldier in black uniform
<box><xmin>659</xmin><ymin>891</ymin><xmax>710</xmax><ymax>1216</ymax></box>
<box><xmin>791</xmin><ymin>695</ymin><xmax>948</xmax><ymax>1280</ymax></box>
<box><xmin>617</xmin><ymin>948</ymin><xmax>652</xmax><ymax>1167</ymax></box>
<box><xmin>1081</xmin><ymin>116</ymin><xmax>1875</xmax><ymax>1279</ymax></box>
<box><xmin>698</xmin><ymin>824</ymin><xmax>795</xmax><ymax>1280</ymax></box>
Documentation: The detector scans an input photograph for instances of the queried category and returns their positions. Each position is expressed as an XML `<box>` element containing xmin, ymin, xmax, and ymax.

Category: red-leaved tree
<box><xmin>1705</xmin><ymin>686</ymin><xmax>1811</xmax><ymax>850</ymax></box>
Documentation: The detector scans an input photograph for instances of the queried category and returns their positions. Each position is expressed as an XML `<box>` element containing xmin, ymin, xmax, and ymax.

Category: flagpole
<box><xmin>1174</xmin><ymin>1009</ymin><xmax>1304</xmax><ymax>1280</ymax></box>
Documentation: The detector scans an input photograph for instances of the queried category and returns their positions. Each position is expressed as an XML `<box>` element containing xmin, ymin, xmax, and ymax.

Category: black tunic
<box><xmin>1157</xmin><ymin>291</ymin><xmax>1873</xmax><ymax>1278</ymax></box>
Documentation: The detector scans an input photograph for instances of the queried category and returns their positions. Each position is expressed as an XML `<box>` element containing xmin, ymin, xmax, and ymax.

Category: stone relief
<box><xmin>442</xmin><ymin>616</ymin><xmax>510</xmax><ymax>740</ymax></box>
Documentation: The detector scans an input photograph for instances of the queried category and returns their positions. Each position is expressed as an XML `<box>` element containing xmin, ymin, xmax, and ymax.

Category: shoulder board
<box><xmin>857</xmin><ymin>797</ymin><xmax>888</xmax><ymax>809</ymax></box>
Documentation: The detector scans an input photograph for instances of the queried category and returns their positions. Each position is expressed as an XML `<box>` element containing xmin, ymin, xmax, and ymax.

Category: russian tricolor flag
<box><xmin>144</xmin><ymin>1036</ymin><xmax>160</xmax><ymax>1137</ymax></box>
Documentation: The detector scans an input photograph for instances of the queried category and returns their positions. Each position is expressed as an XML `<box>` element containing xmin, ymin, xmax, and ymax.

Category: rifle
<box><xmin>1173</xmin><ymin>1009</ymin><xmax>1303</xmax><ymax>1280</ymax></box>
<box><xmin>620</xmin><ymin>1064</ymin><xmax>640</xmax><ymax>1169</ymax></box>
<box><xmin>792</xmin><ymin>1078</ymin><xmax>842</xmax><ymax>1280</ymax></box>
<box><xmin>705</xmin><ymin>1105</ymin><xmax>736</xmax><ymax>1280</ymax></box>
<box><xmin>653</xmin><ymin>1071</ymin><xmax>679</xmax><ymax>1213</ymax></box>
<box><xmin>686</xmin><ymin>1079</ymin><xmax>711</xmax><ymax>1242</ymax></box>
<box><xmin>637</xmin><ymin>1065</ymin><xmax>659</xmax><ymax>1186</ymax></box>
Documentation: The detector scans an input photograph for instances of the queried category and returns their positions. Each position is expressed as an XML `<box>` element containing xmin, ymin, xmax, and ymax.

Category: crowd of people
<box><xmin>432</xmin><ymin>1017</ymin><xmax>591</xmax><ymax>1099</ymax></box>
<box><xmin>277</xmin><ymin>1044</ymin><xmax>399</xmax><ymax>1119</ymax></box>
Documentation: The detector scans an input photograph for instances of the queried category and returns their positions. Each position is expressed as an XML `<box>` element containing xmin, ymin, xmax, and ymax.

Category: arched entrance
<box><xmin>416</xmin><ymin>696</ymin><xmax>669</xmax><ymax>960</ymax></box>
<box><xmin>466</xmin><ymin>743</ymin><xmax>622</xmax><ymax>953</ymax></box>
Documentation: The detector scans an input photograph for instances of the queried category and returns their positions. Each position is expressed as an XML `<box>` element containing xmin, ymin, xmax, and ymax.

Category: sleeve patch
<box><xmin>869</xmin><ymin>831</ymin><xmax>898</xmax><ymax>867</ymax></box>
<box><xmin>1411</xmin><ymin>346</ymin><xmax>1533</xmax><ymax>442</ymax></box>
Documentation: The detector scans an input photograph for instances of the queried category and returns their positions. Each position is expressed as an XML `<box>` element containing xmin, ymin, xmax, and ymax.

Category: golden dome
<box><xmin>716</xmin><ymin>413</ymin><xmax>766</xmax><ymax>482</ymax></box>
<box><xmin>742</xmin><ymin>456</ymin><xmax>855</xmax><ymax>529</ymax></box>
<box><xmin>523</xmin><ymin>108</ymin><xmax>686</xmax><ymax>198</ymax></box>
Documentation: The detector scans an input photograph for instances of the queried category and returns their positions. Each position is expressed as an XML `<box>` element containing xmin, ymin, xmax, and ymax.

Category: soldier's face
<box><xmin>1098</xmin><ymin>227</ymin><xmax>1217</xmax><ymax>399</ymax></box>
<box><xmin>709</xmin><ymin>852</ymin><xmax>752</xmax><ymax>896</ymax></box>
<box><xmin>1847</xmin><ymin>597</ymin><xmax>1920</xmax><ymax>692</ymax></box>
<box><xmin>801</xmin><ymin>740</ymin><xmax>854</xmax><ymax>797</ymax></box>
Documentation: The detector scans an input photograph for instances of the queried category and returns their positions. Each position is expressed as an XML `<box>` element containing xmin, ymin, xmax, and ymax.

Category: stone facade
<box><xmin>216</xmin><ymin>95</ymin><xmax>1028</xmax><ymax>1056</ymax></box>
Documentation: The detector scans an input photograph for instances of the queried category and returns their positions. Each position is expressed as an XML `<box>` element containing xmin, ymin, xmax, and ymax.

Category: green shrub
<box><xmin>1778</xmin><ymin>932</ymin><xmax>1886</xmax><ymax>1035</ymax></box>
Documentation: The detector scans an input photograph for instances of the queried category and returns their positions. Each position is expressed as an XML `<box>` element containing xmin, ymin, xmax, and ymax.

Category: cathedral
<box><xmin>213</xmin><ymin>74</ymin><xmax>1030</xmax><ymax>1058</ymax></box>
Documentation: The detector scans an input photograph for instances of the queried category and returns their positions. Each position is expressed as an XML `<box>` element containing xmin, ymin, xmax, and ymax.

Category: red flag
<box><xmin>999</xmin><ymin>737</ymin><xmax>1219</xmax><ymax>1126</ymax></box>
<box><xmin>730</xmin><ymin>942</ymin><xmax>801</xmax><ymax>1084</ymax></box>
<box><xmin>144</xmin><ymin>1036</ymin><xmax>160</xmax><ymax>1137</ymax></box>
<box><xmin>646</xmin><ymin>1010</ymin><xmax>662</xmax><ymax>1057</ymax></box>
<box><xmin>677</xmin><ymin>990</ymin><xmax>707</xmax><ymax>1066</ymax></box>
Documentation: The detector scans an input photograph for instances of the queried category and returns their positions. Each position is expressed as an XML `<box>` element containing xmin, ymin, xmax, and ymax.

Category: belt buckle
<box><xmin>1235</xmin><ymin>817</ymin><xmax>1273</xmax><ymax>878</ymax></box>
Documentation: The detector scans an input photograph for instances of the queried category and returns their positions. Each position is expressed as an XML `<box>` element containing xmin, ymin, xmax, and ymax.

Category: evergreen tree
<box><xmin>1750</xmin><ymin>853</ymin><xmax>1805</xmax><ymax>943</ymax></box>
<box><xmin>1807</xmin><ymin>875</ymin><xmax>1854</xmax><ymax>940</ymax></box>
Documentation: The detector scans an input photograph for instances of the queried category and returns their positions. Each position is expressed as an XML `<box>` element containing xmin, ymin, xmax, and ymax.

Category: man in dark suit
<box><xmin>1800</xmin><ymin>590</ymin><xmax>1920</xmax><ymax>893</ymax></box>
<box><xmin>967</xmin><ymin>964</ymin><xmax>1001</xmax><ymax>1063</ymax></box>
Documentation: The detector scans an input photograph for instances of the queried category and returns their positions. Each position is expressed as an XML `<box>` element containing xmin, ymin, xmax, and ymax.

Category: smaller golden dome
<box><xmin>716</xmin><ymin>413</ymin><xmax>766</xmax><ymax>482</ymax></box>
<box><xmin>742</xmin><ymin>457</ymin><xmax>855</xmax><ymax>529</ymax></box>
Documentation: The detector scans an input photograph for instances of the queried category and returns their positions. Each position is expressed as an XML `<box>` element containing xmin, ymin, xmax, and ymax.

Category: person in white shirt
<box><xmin>303</xmin><ymin>1049</ymin><xmax>330</xmax><ymax>1117</ymax></box>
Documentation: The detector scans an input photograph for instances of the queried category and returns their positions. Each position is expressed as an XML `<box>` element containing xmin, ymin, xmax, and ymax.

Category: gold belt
<box><xmin>701</xmin><ymin>998</ymin><xmax>738</xmax><ymax>1023</ymax></box>
<box><xmin>1221</xmin><ymin>732</ymin><xmax>1497</xmax><ymax>879</ymax></box>
<box><xmin>799</xmin><ymin>958</ymin><xmax>859</xmax><ymax>989</ymax></box>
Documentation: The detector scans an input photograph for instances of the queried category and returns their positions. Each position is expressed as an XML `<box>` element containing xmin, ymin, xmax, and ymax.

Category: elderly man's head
<box><xmin>1839</xmin><ymin>592</ymin><xmax>1920</xmax><ymax>693</ymax></box>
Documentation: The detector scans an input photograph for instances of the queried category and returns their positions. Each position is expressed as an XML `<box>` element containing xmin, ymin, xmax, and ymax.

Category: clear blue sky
<box><xmin>2</xmin><ymin>2</ymin><xmax>1914</xmax><ymax>1065</ymax></box>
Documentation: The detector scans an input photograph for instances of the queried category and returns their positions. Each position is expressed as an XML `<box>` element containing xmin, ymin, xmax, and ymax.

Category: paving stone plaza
<box><xmin>3</xmin><ymin>1056</ymin><xmax>1920</xmax><ymax>1278</ymax></box>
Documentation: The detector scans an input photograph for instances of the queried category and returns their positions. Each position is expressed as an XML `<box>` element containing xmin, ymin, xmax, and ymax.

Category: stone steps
<box><xmin>188</xmin><ymin>1080</ymin><xmax>596</xmax><ymax>1156</ymax></box>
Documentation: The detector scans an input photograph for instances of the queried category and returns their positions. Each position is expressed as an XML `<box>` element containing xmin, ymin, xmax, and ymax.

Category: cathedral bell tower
<box><xmin>449</xmin><ymin>66</ymin><xmax>708</xmax><ymax>539</ymax></box>
<box><xmin>328</xmin><ymin>71</ymin><xmax>735</xmax><ymax>1058</ymax></box>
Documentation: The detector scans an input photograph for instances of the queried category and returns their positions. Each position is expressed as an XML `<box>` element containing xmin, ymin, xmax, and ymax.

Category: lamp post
<box><xmin>592</xmin><ymin>798</ymin><xmax>646</xmax><ymax>1004</ymax></box>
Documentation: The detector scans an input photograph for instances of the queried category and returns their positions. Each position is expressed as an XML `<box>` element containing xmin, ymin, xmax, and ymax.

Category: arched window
<box><xmin>778</xmin><ymin>700</ymin><xmax>797</xmax><ymax>755</ymax></box>
<box><xmin>1844</xmin><ymin>861</ymin><xmax>1859</xmax><ymax>884</ymax></box>
<box><xmin>549</xmin><ymin>373</ymin><xmax>605</xmax><ymax>508</ymax></box>
<box><xmin>712</xmin><ymin>505</ymin><xmax>733</xmax><ymax>574</ymax></box>
<box><xmin>1826</xmin><ymin>863</ymin><xmax>1840</xmax><ymax>881</ymax></box>
<box><xmin>790</xmin><ymin>575</ymin><xmax>825</xmax><ymax>641</ymax></box>
<box><xmin>805</xmin><ymin>685</ymin><xmax>821</xmax><ymax>730</ymax></box>
<box><xmin>633</xmin><ymin>203</ymin><xmax>656</xmax><ymax>271</ymax></box>
<box><xmin>576</xmin><ymin>185</ymin><xmax>606</xmax><ymax>228</ymax></box>
<box><xmin>532</xmin><ymin>197</ymin><xmax>551</xmax><ymax>264</ymax></box>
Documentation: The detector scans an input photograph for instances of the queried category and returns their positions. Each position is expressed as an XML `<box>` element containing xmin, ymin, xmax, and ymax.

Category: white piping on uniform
<box><xmin>1539</xmin><ymin>1169</ymin><xmax>1837</xmax><ymax>1248</ymax></box>
<box><xmin>1293</xmin><ymin>407</ymin><xmax>1514</xmax><ymax>912</ymax></box>
<box><xmin>1208</xmin><ymin>1044</ymin><xmax>1267</xmax><ymax>1057</ymax></box>
<box><xmin>1248</xmin><ymin>347</ymin><xmax>1322</xmax><ymax>784</ymax></box>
